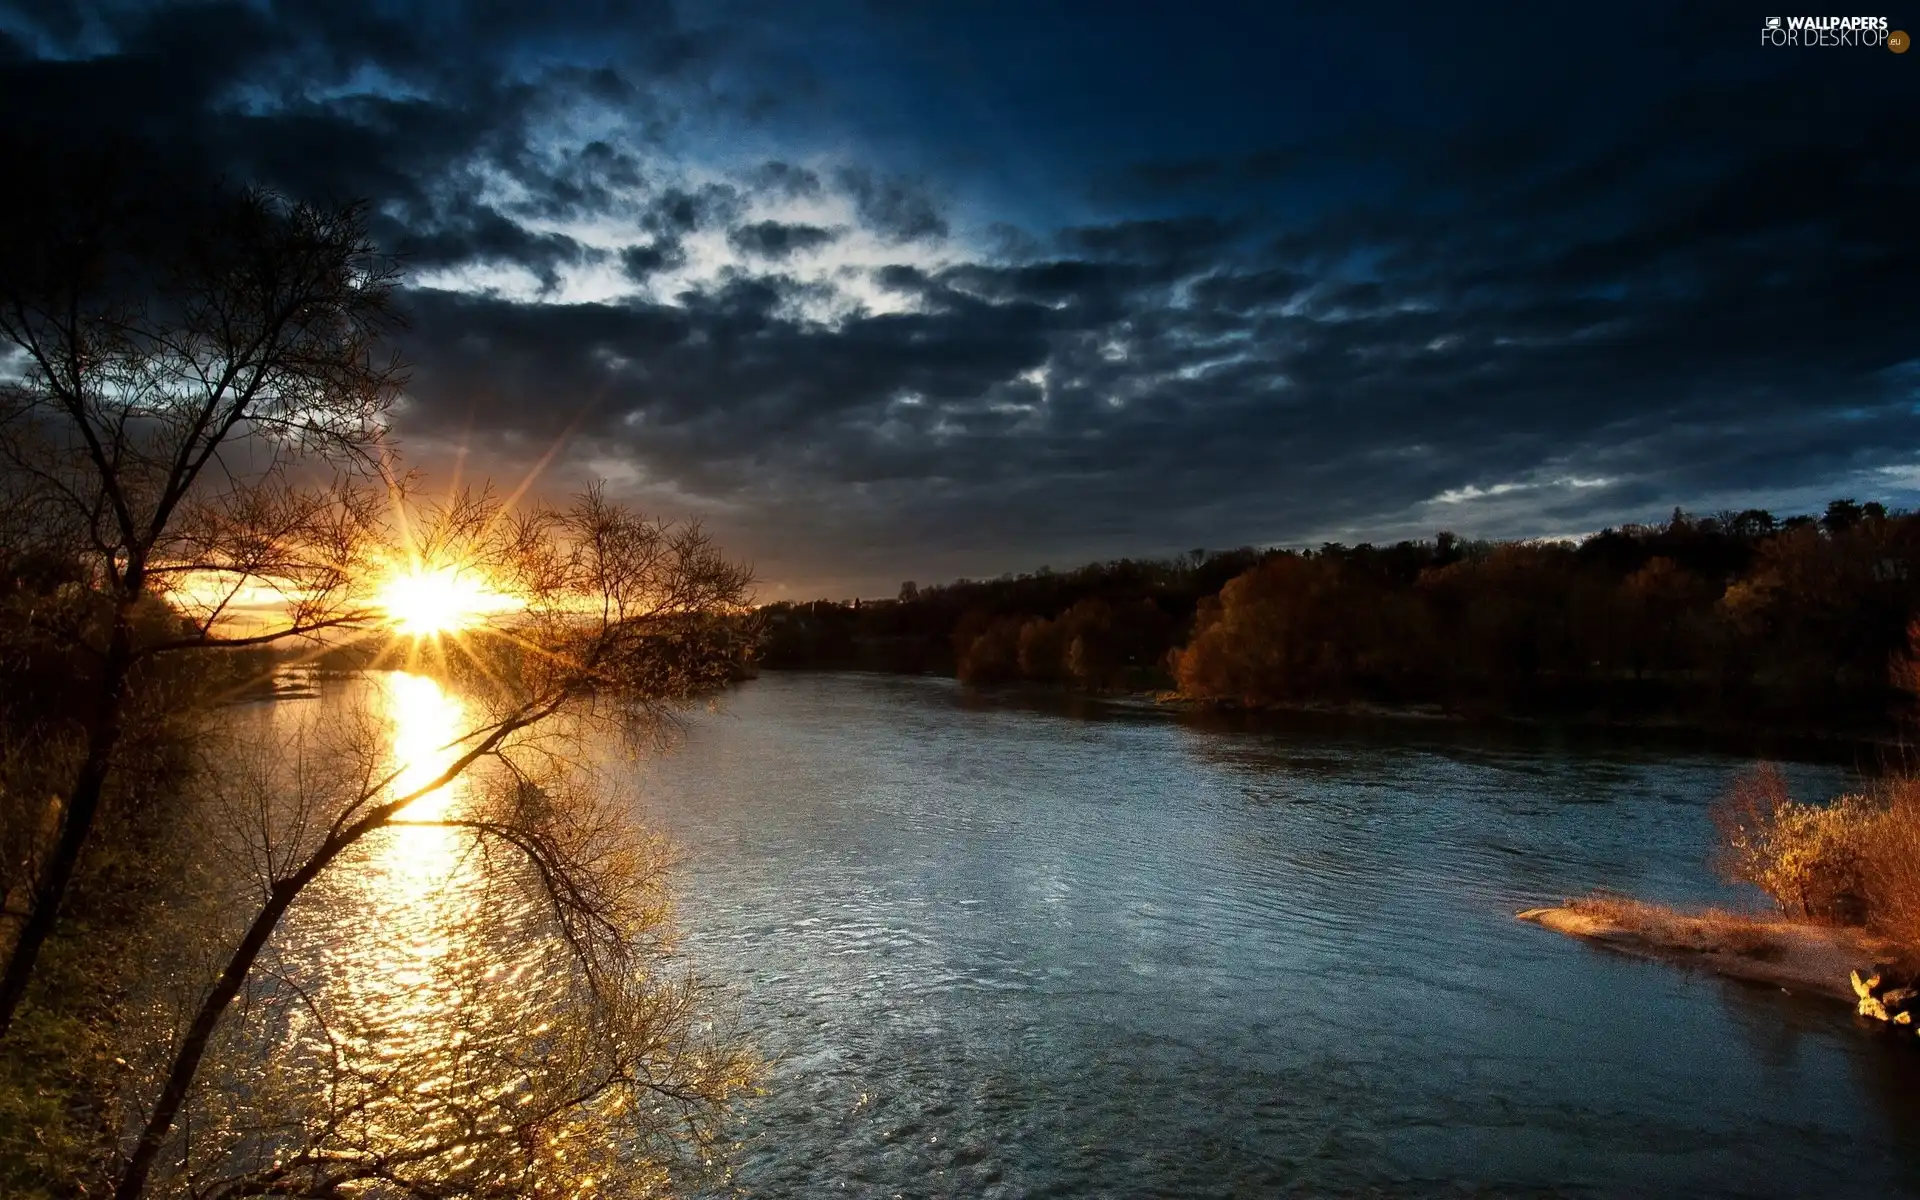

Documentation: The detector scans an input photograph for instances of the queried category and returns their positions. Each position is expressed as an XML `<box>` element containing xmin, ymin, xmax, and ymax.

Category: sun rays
<box><xmin>374</xmin><ymin>564</ymin><xmax>510</xmax><ymax>638</ymax></box>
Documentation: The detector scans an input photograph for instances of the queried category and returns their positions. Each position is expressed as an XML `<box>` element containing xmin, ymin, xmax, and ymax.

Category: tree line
<box><xmin>761</xmin><ymin>548</ymin><xmax>1263</xmax><ymax>686</ymax></box>
<box><xmin>762</xmin><ymin>501</ymin><xmax>1920</xmax><ymax>737</ymax></box>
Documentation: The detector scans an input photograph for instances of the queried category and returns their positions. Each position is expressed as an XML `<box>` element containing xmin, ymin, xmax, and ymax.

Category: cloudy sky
<box><xmin>3</xmin><ymin>1</ymin><xmax>1915</xmax><ymax>597</ymax></box>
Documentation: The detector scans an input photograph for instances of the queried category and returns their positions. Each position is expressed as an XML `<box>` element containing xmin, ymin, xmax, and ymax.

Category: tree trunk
<box><xmin>115</xmin><ymin>874</ymin><xmax>305</xmax><ymax>1199</ymax></box>
<box><xmin>114</xmin><ymin>693</ymin><xmax>556</xmax><ymax>1196</ymax></box>
<box><xmin>0</xmin><ymin>611</ymin><xmax>134</xmax><ymax>1037</ymax></box>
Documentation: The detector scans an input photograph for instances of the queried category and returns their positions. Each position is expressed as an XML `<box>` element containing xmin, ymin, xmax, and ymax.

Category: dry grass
<box><xmin>1520</xmin><ymin>764</ymin><xmax>1920</xmax><ymax>1005</ymax></box>
<box><xmin>1712</xmin><ymin>765</ymin><xmax>1920</xmax><ymax>951</ymax></box>
<box><xmin>1570</xmin><ymin>895</ymin><xmax>1784</xmax><ymax>959</ymax></box>
<box><xmin>1520</xmin><ymin>895</ymin><xmax>1901</xmax><ymax>1002</ymax></box>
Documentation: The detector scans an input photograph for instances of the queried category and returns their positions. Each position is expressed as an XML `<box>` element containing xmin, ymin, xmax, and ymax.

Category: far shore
<box><xmin>768</xmin><ymin>667</ymin><xmax>1903</xmax><ymax>764</ymax></box>
<box><xmin>1148</xmin><ymin>692</ymin><xmax>1905</xmax><ymax>760</ymax></box>
<box><xmin>1517</xmin><ymin>898</ymin><xmax>1905</xmax><ymax>1006</ymax></box>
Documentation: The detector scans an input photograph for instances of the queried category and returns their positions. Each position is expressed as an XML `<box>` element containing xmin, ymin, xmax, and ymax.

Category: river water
<box><xmin>615</xmin><ymin>672</ymin><xmax>1920</xmax><ymax>1198</ymax></box>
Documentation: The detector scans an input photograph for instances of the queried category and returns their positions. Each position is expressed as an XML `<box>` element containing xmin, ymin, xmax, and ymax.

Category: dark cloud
<box><xmin>408</xmin><ymin>69</ymin><xmax>1917</xmax><ymax>590</ymax></box>
<box><xmin>396</xmin><ymin>196</ymin><xmax>600</xmax><ymax>290</ymax></box>
<box><xmin>645</xmin><ymin>184</ymin><xmax>745</xmax><ymax>234</ymax></box>
<box><xmin>749</xmin><ymin>161</ymin><xmax>824</xmax><ymax>198</ymax></box>
<box><xmin>831</xmin><ymin>167</ymin><xmax>948</xmax><ymax>242</ymax></box>
<box><xmin>619</xmin><ymin>240</ymin><xmax>686</xmax><ymax>281</ymax></box>
<box><xmin>1</xmin><ymin>0</ymin><xmax>1914</xmax><ymax>594</ymax></box>
<box><xmin>727</xmin><ymin>220</ymin><xmax>841</xmax><ymax>259</ymax></box>
<box><xmin>1057</xmin><ymin>216</ymin><xmax>1239</xmax><ymax>264</ymax></box>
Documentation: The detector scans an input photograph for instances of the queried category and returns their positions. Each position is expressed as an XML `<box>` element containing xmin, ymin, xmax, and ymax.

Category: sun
<box><xmin>375</xmin><ymin>564</ymin><xmax>504</xmax><ymax>637</ymax></box>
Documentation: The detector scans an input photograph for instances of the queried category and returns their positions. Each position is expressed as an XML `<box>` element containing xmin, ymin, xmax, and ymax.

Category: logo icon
<box><xmin>1892</xmin><ymin>28</ymin><xmax>1911</xmax><ymax>51</ymax></box>
<box><xmin>1764</xmin><ymin>16</ymin><xmax>1782</xmax><ymax>29</ymax></box>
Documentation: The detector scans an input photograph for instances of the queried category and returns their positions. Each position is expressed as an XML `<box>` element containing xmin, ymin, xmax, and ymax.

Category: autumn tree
<box><xmin>1174</xmin><ymin>555</ymin><xmax>1353</xmax><ymax>705</ymax></box>
<box><xmin>1016</xmin><ymin>615</ymin><xmax>1067</xmax><ymax>684</ymax></box>
<box><xmin>1616</xmin><ymin>556</ymin><xmax>1715</xmax><ymax>679</ymax></box>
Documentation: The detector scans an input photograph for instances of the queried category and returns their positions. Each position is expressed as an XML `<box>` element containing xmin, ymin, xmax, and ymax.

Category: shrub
<box><xmin>1714</xmin><ymin>764</ymin><xmax>1920</xmax><ymax>944</ymax></box>
<box><xmin>1712</xmin><ymin>765</ymin><xmax>1870</xmax><ymax>924</ymax></box>
<box><xmin>1854</xmin><ymin>775</ymin><xmax>1920</xmax><ymax>946</ymax></box>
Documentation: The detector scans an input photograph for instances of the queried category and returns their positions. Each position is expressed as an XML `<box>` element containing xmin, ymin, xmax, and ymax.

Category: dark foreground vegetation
<box><xmin>764</xmin><ymin>501</ymin><xmax>1920</xmax><ymax>740</ymax></box>
<box><xmin>1</xmin><ymin>144</ymin><xmax>752</xmax><ymax>1197</ymax></box>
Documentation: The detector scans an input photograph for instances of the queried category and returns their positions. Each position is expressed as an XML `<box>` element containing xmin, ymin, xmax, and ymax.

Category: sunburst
<box><xmin>374</xmin><ymin>564</ymin><xmax>510</xmax><ymax>638</ymax></box>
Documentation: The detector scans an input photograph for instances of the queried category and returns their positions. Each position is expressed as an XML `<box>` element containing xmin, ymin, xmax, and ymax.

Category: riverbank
<box><xmin>1156</xmin><ymin>691</ymin><xmax>1911</xmax><ymax>761</ymax></box>
<box><xmin>893</xmin><ymin>670</ymin><xmax>1905</xmax><ymax>765</ymax></box>
<box><xmin>1517</xmin><ymin>897</ymin><xmax>1910</xmax><ymax>1008</ymax></box>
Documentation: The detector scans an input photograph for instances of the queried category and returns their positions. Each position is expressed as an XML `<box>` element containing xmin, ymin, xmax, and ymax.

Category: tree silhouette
<box><xmin>0</xmin><ymin>145</ymin><xmax>403</xmax><ymax>1035</ymax></box>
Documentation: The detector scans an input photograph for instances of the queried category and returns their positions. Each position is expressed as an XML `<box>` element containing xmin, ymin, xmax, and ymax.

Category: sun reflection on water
<box><xmin>225</xmin><ymin>670</ymin><xmax>725</xmax><ymax>1195</ymax></box>
<box><xmin>332</xmin><ymin>673</ymin><xmax>481</xmax><ymax>1072</ymax></box>
<box><xmin>270</xmin><ymin>670</ymin><xmax>549</xmax><ymax>1176</ymax></box>
<box><xmin>379</xmin><ymin>671</ymin><xmax>467</xmax><ymax>882</ymax></box>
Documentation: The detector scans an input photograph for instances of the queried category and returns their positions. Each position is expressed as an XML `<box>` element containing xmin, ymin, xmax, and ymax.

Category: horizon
<box><xmin>770</xmin><ymin>494</ymin><xmax>1894</xmax><ymax>605</ymax></box>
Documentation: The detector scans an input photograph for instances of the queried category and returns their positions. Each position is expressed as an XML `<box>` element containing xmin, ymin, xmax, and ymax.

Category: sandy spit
<box><xmin>1516</xmin><ymin>899</ymin><xmax>1903</xmax><ymax>1003</ymax></box>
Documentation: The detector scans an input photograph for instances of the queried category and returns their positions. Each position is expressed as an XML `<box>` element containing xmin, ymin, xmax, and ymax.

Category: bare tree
<box><xmin>112</xmin><ymin>488</ymin><xmax>759</xmax><ymax>1198</ymax></box>
<box><xmin>114</xmin><ymin>679</ymin><xmax>753</xmax><ymax>1198</ymax></box>
<box><xmin>1</xmin><ymin>148</ymin><xmax>763</xmax><ymax>1196</ymax></box>
<box><xmin>0</xmin><ymin>144</ymin><xmax>405</xmax><ymax>1033</ymax></box>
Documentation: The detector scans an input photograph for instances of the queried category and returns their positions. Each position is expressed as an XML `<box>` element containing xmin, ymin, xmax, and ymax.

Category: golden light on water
<box><xmin>375</xmin><ymin>564</ymin><xmax>512</xmax><ymax>637</ymax></box>
<box><xmin>275</xmin><ymin>670</ymin><xmax>552</xmax><ymax>1176</ymax></box>
<box><xmin>362</xmin><ymin>672</ymin><xmax>479</xmax><ymax>979</ymax></box>
<box><xmin>384</xmin><ymin>671</ymin><xmax>466</xmax><ymax>829</ymax></box>
<box><xmin>251</xmin><ymin>668</ymin><xmax>706</xmax><ymax>1192</ymax></box>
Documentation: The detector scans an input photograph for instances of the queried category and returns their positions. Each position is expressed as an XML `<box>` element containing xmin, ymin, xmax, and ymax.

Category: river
<box><xmin>610</xmin><ymin>672</ymin><xmax>1920</xmax><ymax>1198</ymax></box>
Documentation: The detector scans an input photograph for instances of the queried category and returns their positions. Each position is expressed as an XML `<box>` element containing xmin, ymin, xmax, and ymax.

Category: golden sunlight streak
<box><xmin>284</xmin><ymin>669</ymin><xmax>552</xmax><ymax>1181</ymax></box>
<box><xmin>375</xmin><ymin>564</ymin><xmax>511</xmax><ymax>637</ymax></box>
<box><xmin>384</xmin><ymin>671</ymin><xmax>466</xmax><ymax>826</ymax></box>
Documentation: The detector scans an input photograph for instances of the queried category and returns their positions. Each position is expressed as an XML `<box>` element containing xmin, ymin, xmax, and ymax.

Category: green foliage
<box><xmin>0</xmin><ymin>990</ymin><xmax>102</xmax><ymax>1198</ymax></box>
<box><xmin>0</xmin><ymin>911</ymin><xmax>145</xmax><ymax>1197</ymax></box>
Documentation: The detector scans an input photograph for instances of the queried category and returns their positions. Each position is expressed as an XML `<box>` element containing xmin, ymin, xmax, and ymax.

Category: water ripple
<box><xmin>628</xmin><ymin>674</ymin><xmax>1920</xmax><ymax>1199</ymax></box>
